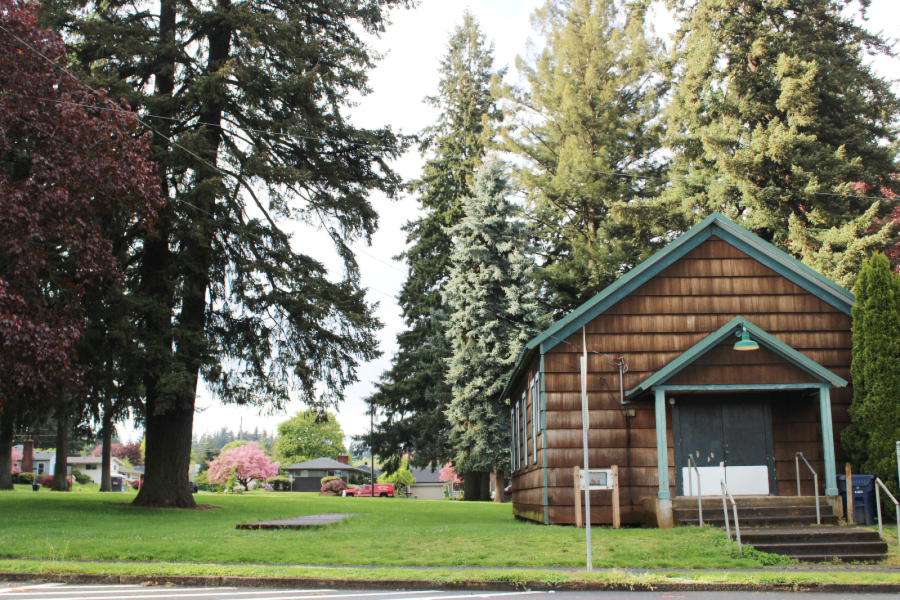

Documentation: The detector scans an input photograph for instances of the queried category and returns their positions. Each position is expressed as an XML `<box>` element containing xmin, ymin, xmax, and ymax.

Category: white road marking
<box><xmin>0</xmin><ymin>588</ymin><xmax>442</xmax><ymax>600</ymax></box>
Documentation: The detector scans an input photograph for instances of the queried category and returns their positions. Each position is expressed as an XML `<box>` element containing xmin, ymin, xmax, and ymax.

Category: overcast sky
<box><xmin>117</xmin><ymin>0</ymin><xmax>900</xmax><ymax>450</ymax></box>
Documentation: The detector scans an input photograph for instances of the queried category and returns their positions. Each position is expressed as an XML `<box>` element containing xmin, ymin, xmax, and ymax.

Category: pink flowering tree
<box><xmin>10</xmin><ymin>448</ymin><xmax>21</xmax><ymax>474</ymax></box>
<box><xmin>206</xmin><ymin>442</ymin><xmax>279</xmax><ymax>488</ymax></box>
<box><xmin>439</xmin><ymin>462</ymin><xmax>461</xmax><ymax>484</ymax></box>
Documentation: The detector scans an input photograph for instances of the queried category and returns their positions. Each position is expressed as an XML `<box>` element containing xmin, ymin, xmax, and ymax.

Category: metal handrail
<box><xmin>686</xmin><ymin>454</ymin><xmax>703</xmax><ymax>526</ymax></box>
<box><xmin>721</xmin><ymin>480</ymin><xmax>742</xmax><ymax>553</ymax></box>
<box><xmin>874</xmin><ymin>478</ymin><xmax>900</xmax><ymax>545</ymax></box>
<box><xmin>795</xmin><ymin>452</ymin><xmax>821</xmax><ymax>525</ymax></box>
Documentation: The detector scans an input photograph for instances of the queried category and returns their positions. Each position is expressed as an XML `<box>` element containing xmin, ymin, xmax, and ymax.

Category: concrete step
<box><xmin>679</xmin><ymin>514</ymin><xmax>839</xmax><ymax>527</ymax></box>
<box><xmin>673</xmin><ymin>496</ymin><xmax>825</xmax><ymax>509</ymax></box>
<box><xmin>734</xmin><ymin>526</ymin><xmax>889</xmax><ymax>564</ymax></box>
<box><xmin>675</xmin><ymin>505</ymin><xmax>824</xmax><ymax>519</ymax></box>
<box><xmin>741</xmin><ymin>527</ymin><xmax>883</xmax><ymax>544</ymax></box>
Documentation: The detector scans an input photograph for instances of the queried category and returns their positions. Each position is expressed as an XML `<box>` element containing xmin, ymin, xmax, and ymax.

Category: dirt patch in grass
<box><xmin>103</xmin><ymin>502</ymin><xmax>222</xmax><ymax>510</ymax></box>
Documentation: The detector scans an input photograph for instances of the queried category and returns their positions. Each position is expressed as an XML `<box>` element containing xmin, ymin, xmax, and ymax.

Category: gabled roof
<box><xmin>625</xmin><ymin>316</ymin><xmax>848</xmax><ymax>399</ymax></box>
<box><xmin>499</xmin><ymin>212</ymin><xmax>854</xmax><ymax>404</ymax></box>
<box><xmin>408</xmin><ymin>466</ymin><xmax>443</xmax><ymax>484</ymax></box>
<box><xmin>282</xmin><ymin>457</ymin><xmax>366</xmax><ymax>472</ymax></box>
<box><xmin>529</xmin><ymin>212</ymin><xmax>853</xmax><ymax>354</ymax></box>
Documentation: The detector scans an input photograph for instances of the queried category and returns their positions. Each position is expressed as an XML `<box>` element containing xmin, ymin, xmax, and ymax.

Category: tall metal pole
<box><xmin>581</xmin><ymin>327</ymin><xmax>592</xmax><ymax>571</ymax></box>
<box><xmin>370</xmin><ymin>404</ymin><xmax>375</xmax><ymax>491</ymax></box>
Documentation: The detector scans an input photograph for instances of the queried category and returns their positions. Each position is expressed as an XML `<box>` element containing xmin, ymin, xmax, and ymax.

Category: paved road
<box><xmin>0</xmin><ymin>584</ymin><xmax>898</xmax><ymax>600</ymax></box>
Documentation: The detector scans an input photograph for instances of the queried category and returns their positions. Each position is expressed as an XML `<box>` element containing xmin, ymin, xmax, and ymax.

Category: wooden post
<box><xmin>574</xmin><ymin>466</ymin><xmax>582</xmax><ymax>528</ymax></box>
<box><xmin>845</xmin><ymin>462</ymin><xmax>854</xmax><ymax>524</ymax></box>
<box><xmin>612</xmin><ymin>465</ymin><xmax>620</xmax><ymax>530</ymax></box>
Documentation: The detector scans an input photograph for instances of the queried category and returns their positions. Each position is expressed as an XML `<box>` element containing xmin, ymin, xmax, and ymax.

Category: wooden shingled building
<box><xmin>499</xmin><ymin>212</ymin><xmax>853</xmax><ymax>527</ymax></box>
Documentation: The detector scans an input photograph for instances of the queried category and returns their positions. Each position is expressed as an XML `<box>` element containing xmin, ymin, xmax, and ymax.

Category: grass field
<box><xmin>0</xmin><ymin>489</ymin><xmax>786</xmax><ymax>569</ymax></box>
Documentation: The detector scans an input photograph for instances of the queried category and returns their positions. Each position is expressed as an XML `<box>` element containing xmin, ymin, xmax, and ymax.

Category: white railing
<box><xmin>721</xmin><ymin>480</ymin><xmax>742</xmax><ymax>553</ymax></box>
<box><xmin>874</xmin><ymin>478</ymin><xmax>900</xmax><ymax>545</ymax></box>
<box><xmin>686</xmin><ymin>454</ymin><xmax>703</xmax><ymax>526</ymax></box>
<box><xmin>794</xmin><ymin>452</ymin><xmax>820</xmax><ymax>525</ymax></box>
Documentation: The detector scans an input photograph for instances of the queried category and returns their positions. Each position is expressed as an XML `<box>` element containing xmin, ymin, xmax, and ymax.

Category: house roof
<box><xmin>282</xmin><ymin>457</ymin><xmax>366</xmax><ymax>472</ymax></box>
<box><xmin>68</xmin><ymin>456</ymin><xmax>126</xmax><ymax>466</ymax></box>
<box><xmin>356</xmin><ymin>465</ymin><xmax>382</xmax><ymax>477</ymax></box>
<box><xmin>499</xmin><ymin>212</ymin><xmax>855</xmax><ymax>404</ymax></box>
<box><xmin>625</xmin><ymin>316</ymin><xmax>848</xmax><ymax>400</ymax></box>
<box><xmin>408</xmin><ymin>466</ymin><xmax>444</xmax><ymax>484</ymax></box>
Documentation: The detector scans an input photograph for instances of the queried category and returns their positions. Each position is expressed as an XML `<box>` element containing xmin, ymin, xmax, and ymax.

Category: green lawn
<box><xmin>0</xmin><ymin>490</ymin><xmax>895</xmax><ymax>572</ymax></box>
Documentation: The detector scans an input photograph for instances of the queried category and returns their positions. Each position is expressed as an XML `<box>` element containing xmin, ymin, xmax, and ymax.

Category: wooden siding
<box><xmin>511</xmin><ymin>237</ymin><xmax>852</xmax><ymax>525</ymax></box>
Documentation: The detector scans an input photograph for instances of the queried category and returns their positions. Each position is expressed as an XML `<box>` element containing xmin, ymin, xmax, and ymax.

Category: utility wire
<box><xmin>1</xmin><ymin>88</ymin><xmax>897</xmax><ymax>204</ymax></box>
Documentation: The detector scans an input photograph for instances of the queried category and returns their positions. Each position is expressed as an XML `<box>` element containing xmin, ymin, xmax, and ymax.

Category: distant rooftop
<box><xmin>282</xmin><ymin>457</ymin><xmax>366</xmax><ymax>472</ymax></box>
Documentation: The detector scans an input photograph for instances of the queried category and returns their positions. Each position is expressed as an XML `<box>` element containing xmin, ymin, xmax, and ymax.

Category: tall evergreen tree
<box><xmin>663</xmin><ymin>0</ymin><xmax>900</xmax><ymax>276</ymax></box>
<box><xmin>842</xmin><ymin>253</ymin><xmax>900</xmax><ymax>500</ymax></box>
<box><xmin>42</xmin><ymin>0</ymin><xmax>412</xmax><ymax>506</ymax></box>
<box><xmin>497</xmin><ymin>0</ymin><xmax>671</xmax><ymax>315</ymax></box>
<box><xmin>365</xmin><ymin>12</ymin><xmax>501</xmax><ymax>473</ymax></box>
<box><xmin>443</xmin><ymin>160</ymin><xmax>544</xmax><ymax>501</ymax></box>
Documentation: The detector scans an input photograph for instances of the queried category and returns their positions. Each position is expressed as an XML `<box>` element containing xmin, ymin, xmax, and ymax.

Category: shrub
<box><xmin>320</xmin><ymin>475</ymin><xmax>342</xmax><ymax>486</ymax></box>
<box><xmin>40</xmin><ymin>475</ymin><xmax>70</xmax><ymax>490</ymax></box>
<box><xmin>321</xmin><ymin>478</ymin><xmax>351</xmax><ymax>493</ymax></box>
<box><xmin>266</xmin><ymin>476</ymin><xmax>292</xmax><ymax>491</ymax></box>
<box><xmin>71</xmin><ymin>470</ymin><xmax>92</xmax><ymax>485</ymax></box>
<box><xmin>13</xmin><ymin>472</ymin><xmax>37</xmax><ymax>485</ymax></box>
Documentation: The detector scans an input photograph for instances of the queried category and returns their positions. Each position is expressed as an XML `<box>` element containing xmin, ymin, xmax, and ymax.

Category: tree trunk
<box><xmin>100</xmin><ymin>399</ymin><xmax>112</xmax><ymax>492</ymax></box>
<box><xmin>0</xmin><ymin>416</ymin><xmax>13</xmax><ymax>490</ymax></box>
<box><xmin>52</xmin><ymin>415</ymin><xmax>70</xmax><ymax>491</ymax></box>
<box><xmin>479</xmin><ymin>471</ymin><xmax>491</xmax><ymax>501</ymax></box>
<box><xmin>463</xmin><ymin>471</ymin><xmax>490</xmax><ymax>501</ymax></box>
<box><xmin>132</xmin><ymin>390</ymin><xmax>196</xmax><ymax>507</ymax></box>
<box><xmin>494</xmin><ymin>470</ymin><xmax>506</xmax><ymax>503</ymax></box>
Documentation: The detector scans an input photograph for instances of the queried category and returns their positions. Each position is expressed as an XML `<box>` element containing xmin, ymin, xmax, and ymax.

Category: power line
<box><xmin>1</xmin><ymin>88</ymin><xmax>897</xmax><ymax>204</ymax></box>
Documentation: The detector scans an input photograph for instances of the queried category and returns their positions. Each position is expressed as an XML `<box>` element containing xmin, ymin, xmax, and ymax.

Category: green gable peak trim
<box><xmin>526</xmin><ymin>212</ymin><xmax>854</xmax><ymax>355</ymax></box>
<box><xmin>625</xmin><ymin>317</ymin><xmax>848</xmax><ymax>400</ymax></box>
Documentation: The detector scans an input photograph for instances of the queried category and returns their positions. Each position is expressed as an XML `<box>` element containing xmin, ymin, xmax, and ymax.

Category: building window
<box><xmin>86</xmin><ymin>464</ymin><xmax>97</xmax><ymax>470</ymax></box>
<box><xmin>38</xmin><ymin>463</ymin><xmax>44</xmax><ymax>474</ymax></box>
<box><xmin>531</xmin><ymin>375</ymin><xmax>538</xmax><ymax>464</ymax></box>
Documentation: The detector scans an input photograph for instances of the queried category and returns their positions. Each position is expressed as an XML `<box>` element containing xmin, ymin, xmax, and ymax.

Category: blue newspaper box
<box><xmin>837</xmin><ymin>474</ymin><xmax>876</xmax><ymax>525</ymax></box>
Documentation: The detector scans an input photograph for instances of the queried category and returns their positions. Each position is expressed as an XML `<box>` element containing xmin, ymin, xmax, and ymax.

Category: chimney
<box><xmin>22</xmin><ymin>440</ymin><xmax>34</xmax><ymax>474</ymax></box>
<box><xmin>337</xmin><ymin>454</ymin><xmax>349</xmax><ymax>465</ymax></box>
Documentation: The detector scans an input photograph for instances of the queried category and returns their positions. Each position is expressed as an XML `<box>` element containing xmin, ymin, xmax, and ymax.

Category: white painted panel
<box><xmin>683</xmin><ymin>465</ymin><xmax>769</xmax><ymax>496</ymax></box>
<box><xmin>683</xmin><ymin>466</ymin><xmax>725</xmax><ymax>496</ymax></box>
<box><xmin>723</xmin><ymin>465</ymin><xmax>769</xmax><ymax>495</ymax></box>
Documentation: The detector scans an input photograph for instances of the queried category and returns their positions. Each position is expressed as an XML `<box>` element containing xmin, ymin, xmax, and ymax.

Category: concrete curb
<box><xmin>2</xmin><ymin>572</ymin><xmax>900</xmax><ymax>594</ymax></box>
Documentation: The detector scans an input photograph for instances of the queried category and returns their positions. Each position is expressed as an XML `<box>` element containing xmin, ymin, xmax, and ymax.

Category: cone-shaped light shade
<box><xmin>734</xmin><ymin>328</ymin><xmax>759</xmax><ymax>351</ymax></box>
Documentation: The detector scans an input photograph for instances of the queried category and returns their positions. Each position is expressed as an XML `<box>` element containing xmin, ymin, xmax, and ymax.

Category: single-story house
<box><xmin>281</xmin><ymin>455</ymin><xmax>367</xmax><ymax>492</ymax></box>
<box><xmin>407</xmin><ymin>466</ymin><xmax>460</xmax><ymax>500</ymax></box>
<box><xmin>12</xmin><ymin>443</ymin><xmax>55</xmax><ymax>476</ymax></box>
<box><xmin>67</xmin><ymin>456</ymin><xmax>130</xmax><ymax>486</ymax></box>
<box><xmin>501</xmin><ymin>212</ymin><xmax>853</xmax><ymax>527</ymax></box>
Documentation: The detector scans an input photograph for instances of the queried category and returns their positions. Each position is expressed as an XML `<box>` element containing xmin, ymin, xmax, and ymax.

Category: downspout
<box><xmin>541</xmin><ymin>351</ymin><xmax>549</xmax><ymax>525</ymax></box>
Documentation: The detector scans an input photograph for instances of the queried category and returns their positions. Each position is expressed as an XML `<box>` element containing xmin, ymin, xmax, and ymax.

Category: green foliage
<box><xmin>789</xmin><ymin>204</ymin><xmax>896</xmax><ymax>290</ymax></box>
<box><xmin>274</xmin><ymin>410</ymin><xmax>347</xmax><ymax>467</ymax></box>
<box><xmin>265</xmin><ymin>476</ymin><xmax>291</xmax><ymax>492</ymax></box>
<box><xmin>663</xmin><ymin>0</ymin><xmax>900</xmax><ymax>272</ymax></box>
<box><xmin>377</xmin><ymin>468</ymin><xmax>415</xmax><ymax>489</ymax></box>
<box><xmin>12</xmin><ymin>472</ymin><xmax>37</xmax><ymax>485</ymax></box>
<box><xmin>842</xmin><ymin>253</ymin><xmax>900</xmax><ymax>500</ymax></box>
<box><xmin>71</xmin><ymin>470</ymin><xmax>92</xmax><ymax>485</ymax></box>
<box><xmin>498</xmin><ymin>0</ymin><xmax>672</xmax><ymax>314</ymax></box>
<box><xmin>443</xmin><ymin>161</ymin><xmax>545</xmax><ymax>474</ymax></box>
<box><xmin>220</xmin><ymin>440</ymin><xmax>253</xmax><ymax>453</ymax></box>
<box><xmin>365</xmin><ymin>12</ymin><xmax>501</xmax><ymax>473</ymax></box>
<box><xmin>40</xmin><ymin>0</ymin><xmax>412</xmax><ymax>502</ymax></box>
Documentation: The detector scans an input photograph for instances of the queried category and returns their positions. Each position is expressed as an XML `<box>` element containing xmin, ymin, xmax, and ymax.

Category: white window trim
<box><xmin>531</xmin><ymin>375</ymin><xmax>538</xmax><ymax>465</ymax></box>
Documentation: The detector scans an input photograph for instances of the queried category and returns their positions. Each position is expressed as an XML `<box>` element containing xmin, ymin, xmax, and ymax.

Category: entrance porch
<box><xmin>628</xmin><ymin>317</ymin><xmax>847</xmax><ymax>528</ymax></box>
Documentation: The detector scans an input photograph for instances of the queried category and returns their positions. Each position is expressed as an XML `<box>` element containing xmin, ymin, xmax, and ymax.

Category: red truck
<box><xmin>342</xmin><ymin>483</ymin><xmax>396</xmax><ymax>498</ymax></box>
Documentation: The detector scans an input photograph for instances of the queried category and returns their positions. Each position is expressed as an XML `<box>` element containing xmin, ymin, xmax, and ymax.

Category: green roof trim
<box><xmin>625</xmin><ymin>316</ymin><xmax>848</xmax><ymax>400</ymax></box>
<box><xmin>527</xmin><ymin>212</ymin><xmax>854</xmax><ymax>355</ymax></box>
